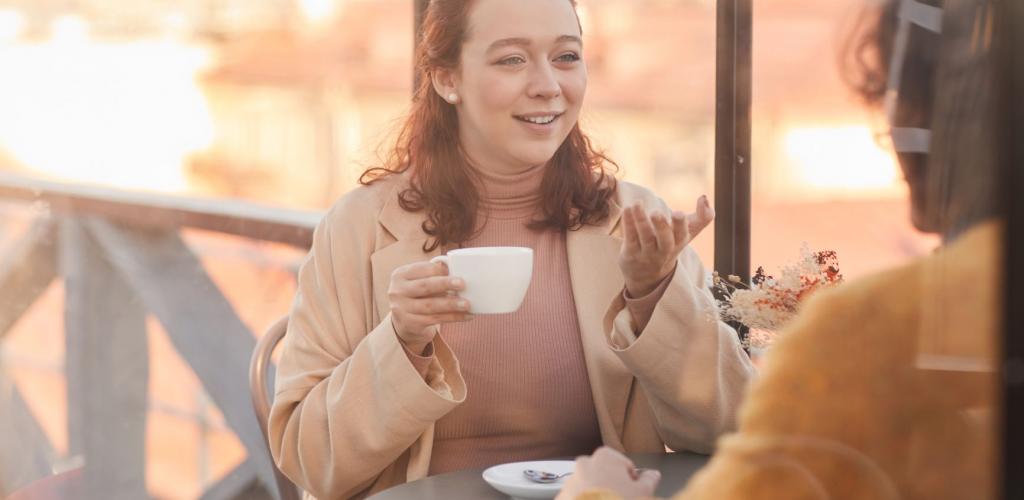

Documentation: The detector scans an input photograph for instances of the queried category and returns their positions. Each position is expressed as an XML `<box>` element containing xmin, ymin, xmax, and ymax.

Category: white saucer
<box><xmin>481</xmin><ymin>460</ymin><xmax>574</xmax><ymax>500</ymax></box>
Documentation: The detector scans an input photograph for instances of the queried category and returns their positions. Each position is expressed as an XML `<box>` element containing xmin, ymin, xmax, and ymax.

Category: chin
<box><xmin>513</xmin><ymin>146</ymin><xmax>561</xmax><ymax>168</ymax></box>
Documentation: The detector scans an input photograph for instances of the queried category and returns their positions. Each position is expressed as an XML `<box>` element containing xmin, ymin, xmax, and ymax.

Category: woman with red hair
<box><xmin>268</xmin><ymin>0</ymin><xmax>754</xmax><ymax>498</ymax></box>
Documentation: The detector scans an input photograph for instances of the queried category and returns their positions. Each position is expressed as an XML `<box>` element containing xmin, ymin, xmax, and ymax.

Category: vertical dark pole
<box><xmin>413</xmin><ymin>0</ymin><xmax>429</xmax><ymax>92</ymax></box>
<box><xmin>1001</xmin><ymin>0</ymin><xmax>1023</xmax><ymax>496</ymax></box>
<box><xmin>714</xmin><ymin>0</ymin><xmax>753</xmax><ymax>287</ymax></box>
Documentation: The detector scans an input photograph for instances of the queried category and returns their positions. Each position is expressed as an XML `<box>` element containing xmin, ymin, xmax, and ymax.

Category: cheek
<box><xmin>562</xmin><ymin>70</ymin><xmax>587</xmax><ymax>105</ymax></box>
<box><xmin>471</xmin><ymin>73</ymin><xmax>521</xmax><ymax>112</ymax></box>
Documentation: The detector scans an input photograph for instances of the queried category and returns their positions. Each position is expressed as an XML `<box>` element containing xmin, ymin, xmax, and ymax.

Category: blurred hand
<box><xmin>556</xmin><ymin>447</ymin><xmax>661</xmax><ymax>500</ymax></box>
<box><xmin>618</xmin><ymin>195</ymin><xmax>714</xmax><ymax>297</ymax></box>
<box><xmin>388</xmin><ymin>260</ymin><xmax>472</xmax><ymax>354</ymax></box>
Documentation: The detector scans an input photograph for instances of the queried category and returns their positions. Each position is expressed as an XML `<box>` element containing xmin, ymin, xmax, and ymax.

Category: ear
<box><xmin>431</xmin><ymin>67</ymin><xmax>461</xmax><ymax>104</ymax></box>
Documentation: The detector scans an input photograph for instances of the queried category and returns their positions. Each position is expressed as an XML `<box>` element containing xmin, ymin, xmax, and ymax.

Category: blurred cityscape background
<box><xmin>0</xmin><ymin>0</ymin><xmax>937</xmax><ymax>498</ymax></box>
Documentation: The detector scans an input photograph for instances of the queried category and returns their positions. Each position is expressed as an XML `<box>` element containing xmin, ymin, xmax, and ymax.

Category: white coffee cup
<box><xmin>430</xmin><ymin>246</ymin><xmax>533</xmax><ymax>314</ymax></box>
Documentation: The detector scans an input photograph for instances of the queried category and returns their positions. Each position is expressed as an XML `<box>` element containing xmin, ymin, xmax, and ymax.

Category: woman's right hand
<box><xmin>388</xmin><ymin>260</ymin><xmax>472</xmax><ymax>354</ymax></box>
<box><xmin>556</xmin><ymin>447</ymin><xmax>660</xmax><ymax>500</ymax></box>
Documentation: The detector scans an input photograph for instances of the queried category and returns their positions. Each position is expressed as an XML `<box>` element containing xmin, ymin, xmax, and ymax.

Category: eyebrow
<box><xmin>486</xmin><ymin>35</ymin><xmax>583</xmax><ymax>52</ymax></box>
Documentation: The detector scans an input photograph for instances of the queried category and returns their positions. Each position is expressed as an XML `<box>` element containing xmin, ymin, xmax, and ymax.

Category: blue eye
<box><xmin>556</xmin><ymin>52</ymin><xmax>581</xmax><ymax>63</ymax></box>
<box><xmin>498</xmin><ymin>56</ymin><xmax>526</xmax><ymax>66</ymax></box>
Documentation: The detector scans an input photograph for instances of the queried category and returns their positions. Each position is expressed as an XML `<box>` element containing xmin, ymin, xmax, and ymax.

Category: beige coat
<box><xmin>268</xmin><ymin>174</ymin><xmax>755</xmax><ymax>499</ymax></box>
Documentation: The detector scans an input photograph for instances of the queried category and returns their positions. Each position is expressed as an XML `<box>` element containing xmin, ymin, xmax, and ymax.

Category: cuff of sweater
<box><xmin>622</xmin><ymin>269</ymin><xmax>675</xmax><ymax>334</ymax></box>
<box><xmin>401</xmin><ymin>341</ymin><xmax>435</xmax><ymax>379</ymax></box>
<box><xmin>609</xmin><ymin>269</ymin><xmax>676</xmax><ymax>349</ymax></box>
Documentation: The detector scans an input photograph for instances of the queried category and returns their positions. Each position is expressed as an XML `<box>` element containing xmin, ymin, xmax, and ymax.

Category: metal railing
<box><xmin>0</xmin><ymin>171</ymin><xmax>319</xmax><ymax>499</ymax></box>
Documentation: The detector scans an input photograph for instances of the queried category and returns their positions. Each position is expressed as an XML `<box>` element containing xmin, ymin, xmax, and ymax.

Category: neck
<box><xmin>468</xmin><ymin>161</ymin><xmax>547</xmax><ymax>220</ymax></box>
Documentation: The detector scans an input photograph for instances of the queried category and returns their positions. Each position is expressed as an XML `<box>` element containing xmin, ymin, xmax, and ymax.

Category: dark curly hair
<box><xmin>842</xmin><ymin>0</ymin><xmax>1000</xmax><ymax>235</ymax></box>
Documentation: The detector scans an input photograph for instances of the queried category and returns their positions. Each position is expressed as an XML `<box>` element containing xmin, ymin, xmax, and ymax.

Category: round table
<box><xmin>367</xmin><ymin>452</ymin><xmax>710</xmax><ymax>499</ymax></box>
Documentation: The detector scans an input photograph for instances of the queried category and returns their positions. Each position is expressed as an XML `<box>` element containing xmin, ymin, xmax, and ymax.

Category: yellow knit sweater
<box><xmin>587</xmin><ymin>221</ymin><xmax>1002</xmax><ymax>500</ymax></box>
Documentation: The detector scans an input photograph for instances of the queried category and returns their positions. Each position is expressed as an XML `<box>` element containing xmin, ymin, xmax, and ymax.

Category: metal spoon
<box><xmin>523</xmin><ymin>469</ymin><xmax>573</xmax><ymax>484</ymax></box>
<box><xmin>629</xmin><ymin>467</ymin><xmax>655</xmax><ymax>480</ymax></box>
<box><xmin>523</xmin><ymin>467</ymin><xmax>654</xmax><ymax>484</ymax></box>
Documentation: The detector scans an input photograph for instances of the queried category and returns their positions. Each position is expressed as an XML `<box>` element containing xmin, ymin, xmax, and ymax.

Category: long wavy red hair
<box><xmin>359</xmin><ymin>0</ymin><xmax>618</xmax><ymax>252</ymax></box>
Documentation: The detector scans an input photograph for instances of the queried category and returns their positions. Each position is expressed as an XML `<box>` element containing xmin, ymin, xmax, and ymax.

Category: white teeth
<box><xmin>521</xmin><ymin>115</ymin><xmax>556</xmax><ymax>125</ymax></box>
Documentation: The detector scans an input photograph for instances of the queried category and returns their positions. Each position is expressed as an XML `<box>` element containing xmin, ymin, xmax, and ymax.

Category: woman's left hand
<box><xmin>618</xmin><ymin>195</ymin><xmax>714</xmax><ymax>297</ymax></box>
<box><xmin>555</xmin><ymin>447</ymin><xmax>661</xmax><ymax>500</ymax></box>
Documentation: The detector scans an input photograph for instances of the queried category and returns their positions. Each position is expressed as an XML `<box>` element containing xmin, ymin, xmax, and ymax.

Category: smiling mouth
<box><xmin>514</xmin><ymin>113</ymin><xmax>563</xmax><ymax>125</ymax></box>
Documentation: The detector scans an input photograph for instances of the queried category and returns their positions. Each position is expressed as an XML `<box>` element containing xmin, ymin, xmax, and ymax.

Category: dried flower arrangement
<box><xmin>712</xmin><ymin>245</ymin><xmax>843</xmax><ymax>349</ymax></box>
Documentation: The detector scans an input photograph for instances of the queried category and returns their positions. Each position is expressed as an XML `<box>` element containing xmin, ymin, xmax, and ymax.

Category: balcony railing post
<box><xmin>60</xmin><ymin>217</ymin><xmax>149</xmax><ymax>500</ymax></box>
<box><xmin>0</xmin><ymin>174</ymin><xmax>318</xmax><ymax>498</ymax></box>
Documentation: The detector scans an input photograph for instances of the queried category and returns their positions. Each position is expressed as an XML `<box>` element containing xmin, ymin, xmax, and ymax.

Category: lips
<box><xmin>513</xmin><ymin>112</ymin><xmax>564</xmax><ymax>125</ymax></box>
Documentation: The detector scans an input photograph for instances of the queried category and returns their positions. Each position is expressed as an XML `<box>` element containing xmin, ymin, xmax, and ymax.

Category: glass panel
<box><xmin>1</xmin><ymin>0</ymin><xmax>1007</xmax><ymax>498</ymax></box>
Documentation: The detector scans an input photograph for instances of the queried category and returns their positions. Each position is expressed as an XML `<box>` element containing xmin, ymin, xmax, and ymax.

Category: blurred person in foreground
<box><xmin>558</xmin><ymin>0</ymin><xmax>1003</xmax><ymax>498</ymax></box>
<box><xmin>268</xmin><ymin>0</ymin><xmax>755</xmax><ymax>498</ymax></box>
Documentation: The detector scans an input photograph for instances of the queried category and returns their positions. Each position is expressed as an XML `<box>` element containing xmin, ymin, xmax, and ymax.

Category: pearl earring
<box><xmin>447</xmin><ymin>93</ymin><xmax>458</xmax><ymax>103</ymax></box>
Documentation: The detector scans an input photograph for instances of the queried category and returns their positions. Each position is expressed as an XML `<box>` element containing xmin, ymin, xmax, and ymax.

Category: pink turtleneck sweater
<box><xmin>402</xmin><ymin>165</ymin><xmax>668</xmax><ymax>475</ymax></box>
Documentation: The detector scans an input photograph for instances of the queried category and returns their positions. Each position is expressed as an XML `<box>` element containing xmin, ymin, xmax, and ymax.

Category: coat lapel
<box><xmin>368</xmin><ymin>183</ymin><xmax>438</xmax><ymax>324</ymax></box>
<box><xmin>566</xmin><ymin>200</ymin><xmax>635</xmax><ymax>448</ymax></box>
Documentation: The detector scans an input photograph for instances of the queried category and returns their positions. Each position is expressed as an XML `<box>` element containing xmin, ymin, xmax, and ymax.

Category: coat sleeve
<box><xmin>267</xmin><ymin>202</ymin><xmax>466</xmax><ymax>499</ymax></box>
<box><xmin>603</xmin><ymin>245</ymin><xmax>756</xmax><ymax>453</ymax></box>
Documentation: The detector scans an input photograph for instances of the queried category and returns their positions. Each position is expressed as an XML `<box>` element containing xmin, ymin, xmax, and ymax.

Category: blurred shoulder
<box><xmin>734</xmin><ymin>258</ymin><xmax>925</xmax><ymax>435</ymax></box>
<box><xmin>777</xmin><ymin>256</ymin><xmax>924</xmax><ymax>352</ymax></box>
<box><xmin>805</xmin><ymin>221</ymin><xmax>1002</xmax><ymax>358</ymax></box>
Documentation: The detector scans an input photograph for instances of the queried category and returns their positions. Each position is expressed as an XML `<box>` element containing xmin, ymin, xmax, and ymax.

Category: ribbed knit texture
<box><xmin>426</xmin><ymin>164</ymin><xmax>604</xmax><ymax>474</ymax></box>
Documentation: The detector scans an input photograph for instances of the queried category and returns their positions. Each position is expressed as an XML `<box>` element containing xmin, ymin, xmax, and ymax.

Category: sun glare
<box><xmin>299</xmin><ymin>0</ymin><xmax>339</xmax><ymax>23</ymax></box>
<box><xmin>51</xmin><ymin>15</ymin><xmax>89</xmax><ymax>43</ymax></box>
<box><xmin>0</xmin><ymin>37</ymin><xmax>214</xmax><ymax>192</ymax></box>
<box><xmin>0</xmin><ymin>9</ymin><xmax>25</xmax><ymax>41</ymax></box>
<box><xmin>784</xmin><ymin>126</ymin><xmax>902</xmax><ymax>195</ymax></box>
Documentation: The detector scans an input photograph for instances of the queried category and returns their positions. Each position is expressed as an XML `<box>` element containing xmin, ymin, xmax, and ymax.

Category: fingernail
<box><xmin>456</xmin><ymin>300</ymin><xmax>468</xmax><ymax>310</ymax></box>
<box><xmin>450</xmin><ymin>278</ymin><xmax>464</xmax><ymax>287</ymax></box>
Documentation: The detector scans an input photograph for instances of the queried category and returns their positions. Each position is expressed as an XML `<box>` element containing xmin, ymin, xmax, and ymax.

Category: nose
<box><xmin>528</xmin><ymin>62</ymin><xmax>561</xmax><ymax>99</ymax></box>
